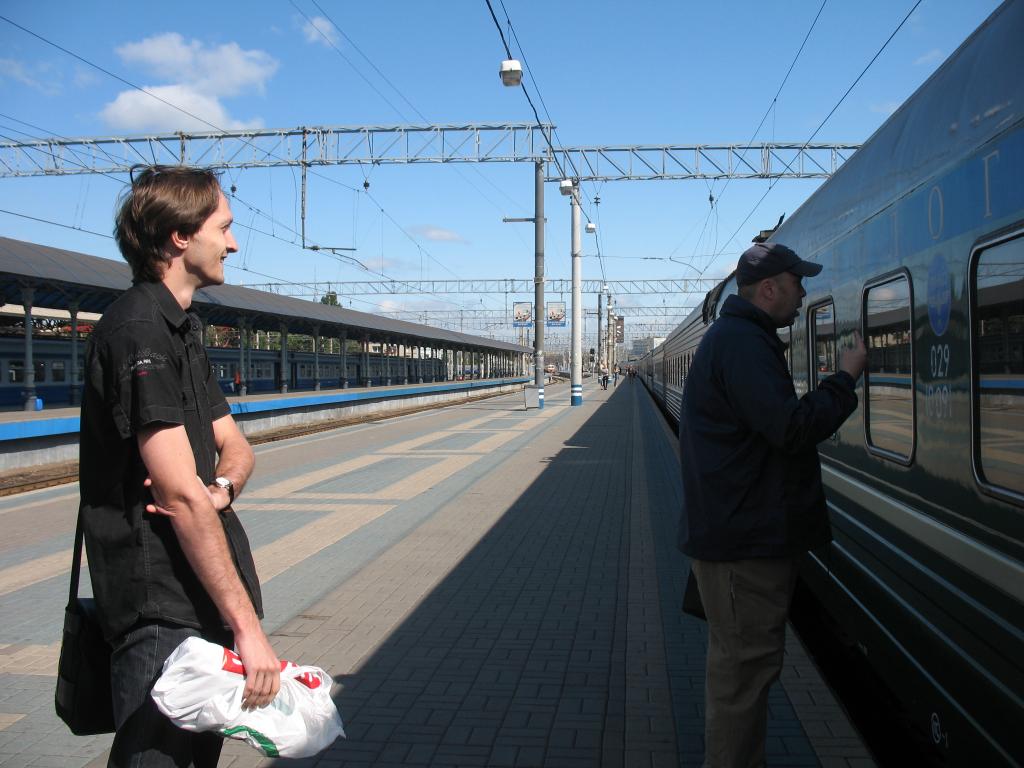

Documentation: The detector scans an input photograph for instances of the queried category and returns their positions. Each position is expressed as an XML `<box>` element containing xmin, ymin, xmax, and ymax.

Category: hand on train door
<box><xmin>840</xmin><ymin>331</ymin><xmax>868</xmax><ymax>382</ymax></box>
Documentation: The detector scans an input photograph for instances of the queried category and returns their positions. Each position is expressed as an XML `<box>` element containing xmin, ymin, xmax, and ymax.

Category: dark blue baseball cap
<box><xmin>735</xmin><ymin>242</ymin><xmax>822</xmax><ymax>286</ymax></box>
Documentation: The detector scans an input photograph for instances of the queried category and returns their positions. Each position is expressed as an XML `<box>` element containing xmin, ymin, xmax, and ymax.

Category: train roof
<box><xmin>0</xmin><ymin>236</ymin><xmax>530</xmax><ymax>353</ymax></box>
<box><xmin>773</xmin><ymin>0</ymin><xmax>1023</xmax><ymax>256</ymax></box>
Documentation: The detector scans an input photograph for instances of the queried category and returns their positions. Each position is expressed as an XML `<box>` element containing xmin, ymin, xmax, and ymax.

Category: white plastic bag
<box><xmin>151</xmin><ymin>636</ymin><xmax>345</xmax><ymax>758</ymax></box>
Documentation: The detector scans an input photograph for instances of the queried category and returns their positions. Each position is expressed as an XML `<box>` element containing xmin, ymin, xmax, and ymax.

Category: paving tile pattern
<box><xmin>0</xmin><ymin>382</ymin><xmax>874</xmax><ymax>767</ymax></box>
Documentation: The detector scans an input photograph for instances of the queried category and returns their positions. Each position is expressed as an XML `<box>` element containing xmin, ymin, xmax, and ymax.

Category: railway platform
<box><xmin>0</xmin><ymin>377</ymin><xmax>874</xmax><ymax>767</ymax></box>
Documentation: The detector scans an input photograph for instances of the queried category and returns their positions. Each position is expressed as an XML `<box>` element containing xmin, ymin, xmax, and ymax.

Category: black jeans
<box><xmin>109</xmin><ymin>621</ymin><xmax>233</xmax><ymax>768</ymax></box>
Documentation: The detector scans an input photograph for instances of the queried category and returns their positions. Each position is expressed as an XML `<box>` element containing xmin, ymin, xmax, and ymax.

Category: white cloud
<box><xmin>0</xmin><ymin>58</ymin><xmax>60</xmax><ymax>95</ymax></box>
<box><xmin>914</xmin><ymin>49</ymin><xmax>944</xmax><ymax>66</ymax></box>
<box><xmin>115</xmin><ymin>33</ymin><xmax>277</xmax><ymax>97</ymax></box>
<box><xmin>73</xmin><ymin>66</ymin><xmax>100</xmax><ymax>88</ymax></box>
<box><xmin>303</xmin><ymin>16</ymin><xmax>339</xmax><ymax>47</ymax></box>
<box><xmin>101</xmin><ymin>34</ymin><xmax>277</xmax><ymax>132</ymax></box>
<box><xmin>100</xmin><ymin>84</ymin><xmax>264</xmax><ymax>132</ymax></box>
<box><xmin>869</xmin><ymin>101</ymin><xmax>901</xmax><ymax>116</ymax></box>
<box><xmin>376</xmin><ymin>298</ymin><xmax>451</xmax><ymax>314</ymax></box>
<box><xmin>409</xmin><ymin>225</ymin><xmax>468</xmax><ymax>244</ymax></box>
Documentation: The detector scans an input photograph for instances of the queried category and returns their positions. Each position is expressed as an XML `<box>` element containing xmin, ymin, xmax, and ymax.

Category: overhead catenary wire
<box><xmin>486</xmin><ymin>0</ymin><xmax>611</xmax><ymax>284</ymax></box>
<box><xmin>0</xmin><ymin>14</ymin><xmax>491</xmax><ymax>314</ymax></box>
<box><xmin>0</xmin><ymin>207</ymin><xmax>115</xmax><ymax>239</ymax></box>
<box><xmin>297</xmin><ymin>0</ymin><xmax>530</xmax><ymax>220</ymax></box>
<box><xmin>0</xmin><ymin>127</ymin><xmax>467</xmax><ymax>313</ymax></box>
<box><xmin>714</xmin><ymin>0</ymin><xmax>924</xmax><ymax>265</ymax></box>
<box><xmin>0</xmin><ymin>201</ymin><xmax>418</xmax><ymax>315</ymax></box>
<box><xmin>658</xmin><ymin>0</ymin><xmax>828</xmax><ymax>275</ymax></box>
<box><xmin>713</xmin><ymin>0</ymin><xmax>829</xmax><ymax>207</ymax></box>
<box><xmin>288</xmin><ymin>0</ymin><xmax>516</xmax><ymax>310</ymax></box>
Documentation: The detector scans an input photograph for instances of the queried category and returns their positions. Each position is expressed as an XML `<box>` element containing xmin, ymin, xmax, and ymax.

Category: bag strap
<box><xmin>67</xmin><ymin>509</ymin><xmax>84</xmax><ymax>605</ymax></box>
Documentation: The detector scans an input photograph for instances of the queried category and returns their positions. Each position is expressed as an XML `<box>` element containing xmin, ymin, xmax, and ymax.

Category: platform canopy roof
<box><xmin>0</xmin><ymin>236</ymin><xmax>530</xmax><ymax>354</ymax></box>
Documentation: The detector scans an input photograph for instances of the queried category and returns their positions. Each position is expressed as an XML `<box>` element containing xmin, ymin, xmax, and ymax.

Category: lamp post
<box><xmin>562</xmin><ymin>178</ymin><xmax>583</xmax><ymax>406</ymax></box>
<box><xmin>500</xmin><ymin>58</ymin><xmax>544</xmax><ymax>408</ymax></box>
<box><xmin>606</xmin><ymin>292</ymin><xmax>615</xmax><ymax>376</ymax></box>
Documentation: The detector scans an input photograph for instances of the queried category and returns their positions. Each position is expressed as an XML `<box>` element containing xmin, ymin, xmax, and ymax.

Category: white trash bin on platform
<box><xmin>523</xmin><ymin>384</ymin><xmax>540</xmax><ymax>410</ymax></box>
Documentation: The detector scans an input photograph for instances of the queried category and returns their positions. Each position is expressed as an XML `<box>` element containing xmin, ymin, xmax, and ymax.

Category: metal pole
<box><xmin>313</xmin><ymin>324</ymin><xmax>321</xmax><ymax>391</ymax></box>
<box><xmin>237</xmin><ymin>318</ymin><xmax>246</xmax><ymax>396</ymax></box>
<box><xmin>22</xmin><ymin>286</ymin><xmax>36</xmax><ymax>411</ymax></box>
<box><xmin>597</xmin><ymin>291</ymin><xmax>603</xmax><ymax>374</ymax></box>
<box><xmin>340</xmin><ymin>329</ymin><xmax>348</xmax><ymax>388</ymax></box>
<box><xmin>534</xmin><ymin>161</ymin><xmax>545</xmax><ymax>409</ymax></box>
<box><xmin>607</xmin><ymin>295</ymin><xmax>615</xmax><ymax>376</ymax></box>
<box><xmin>279</xmin><ymin>323</ymin><xmax>289</xmax><ymax>393</ymax></box>
<box><xmin>570</xmin><ymin>187</ymin><xmax>583</xmax><ymax>406</ymax></box>
<box><xmin>69</xmin><ymin>302</ymin><xmax>80</xmax><ymax>406</ymax></box>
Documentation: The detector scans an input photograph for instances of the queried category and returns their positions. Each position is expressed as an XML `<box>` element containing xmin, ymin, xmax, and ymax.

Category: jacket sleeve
<box><xmin>718</xmin><ymin>331</ymin><xmax>858</xmax><ymax>453</ymax></box>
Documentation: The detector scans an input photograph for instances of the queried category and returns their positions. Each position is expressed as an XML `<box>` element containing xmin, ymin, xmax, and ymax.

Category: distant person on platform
<box><xmin>678</xmin><ymin>242</ymin><xmax>867</xmax><ymax>768</ymax></box>
<box><xmin>79</xmin><ymin>165</ymin><xmax>280</xmax><ymax>766</ymax></box>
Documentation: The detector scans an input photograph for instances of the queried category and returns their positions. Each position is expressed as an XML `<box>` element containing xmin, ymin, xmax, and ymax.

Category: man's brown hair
<box><xmin>114</xmin><ymin>165</ymin><xmax>223</xmax><ymax>283</ymax></box>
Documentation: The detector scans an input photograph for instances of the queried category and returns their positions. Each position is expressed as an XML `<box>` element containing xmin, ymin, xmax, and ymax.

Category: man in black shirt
<box><xmin>678</xmin><ymin>242</ymin><xmax>867</xmax><ymax>768</ymax></box>
<box><xmin>80</xmin><ymin>165</ymin><xmax>280</xmax><ymax>766</ymax></box>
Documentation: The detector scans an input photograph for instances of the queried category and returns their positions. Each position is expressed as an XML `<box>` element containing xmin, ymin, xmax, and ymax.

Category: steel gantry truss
<box><xmin>242</xmin><ymin>278</ymin><xmax>719</xmax><ymax>296</ymax></box>
<box><xmin>0</xmin><ymin>124</ymin><xmax>859</xmax><ymax>181</ymax></box>
<box><xmin>381</xmin><ymin>306</ymin><xmax>697</xmax><ymax>322</ymax></box>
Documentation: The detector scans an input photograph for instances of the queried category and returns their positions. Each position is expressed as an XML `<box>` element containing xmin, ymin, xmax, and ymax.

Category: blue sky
<box><xmin>0</xmin><ymin>0</ymin><xmax>1004</xmax><ymax>341</ymax></box>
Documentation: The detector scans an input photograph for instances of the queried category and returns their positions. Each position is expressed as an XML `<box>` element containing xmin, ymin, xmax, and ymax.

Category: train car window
<box><xmin>864</xmin><ymin>275</ymin><xmax>914</xmax><ymax>461</ymax></box>
<box><xmin>34</xmin><ymin>361</ymin><xmax>45</xmax><ymax>383</ymax></box>
<box><xmin>971</xmin><ymin>235</ymin><xmax>1024</xmax><ymax>500</ymax></box>
<box><xmin>52</xmin><ymin>360</ymin><xmax>66</xmax><ymax>383</ymax></box>
<box><xmin>808</xmin><ymin>302</ymin><xmax>836</xmax><ymax>390</ymax></box>
<box><xmin>8</xmin><ymin>361</ymin><xmax>24</xmax><ymax>384</ymax></box>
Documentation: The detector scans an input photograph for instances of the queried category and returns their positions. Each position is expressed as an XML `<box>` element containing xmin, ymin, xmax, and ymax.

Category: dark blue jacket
<box><xmin>678</xmin><ymin>295</ymin><xmax>858</xmax><ymax>560</ymax></box>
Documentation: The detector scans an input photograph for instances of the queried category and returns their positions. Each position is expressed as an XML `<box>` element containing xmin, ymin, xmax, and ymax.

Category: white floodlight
<box><xmin>585</xmin><ymin>222</ymin><xmax>597</xmax><ymax>234</ymax></box>
<box><xmin>559</xmin><ymin>178</ymin><xmax>575</xmax><ymax>196</ymax></box>
<box><xmin>500</xmin><ymin>59</ymin><xmax>523</xmax><ymax>87</ymax></box>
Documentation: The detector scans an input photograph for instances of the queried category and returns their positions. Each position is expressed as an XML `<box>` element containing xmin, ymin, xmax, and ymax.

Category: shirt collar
<box><xmin>720</xmin><ymin>294</ymin><xmax>780</xmax><ymax>336</ymax></box>
<box><xmin>139</xmin><ymin>281</ymin><xmax>191</xmax><ymax>334</ymax></box>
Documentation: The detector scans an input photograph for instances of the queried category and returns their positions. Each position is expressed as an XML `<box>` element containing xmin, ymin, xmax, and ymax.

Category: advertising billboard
<box><xmin>513</xmin><ymin>302</ymin><xmax>533</xmax><ymax>328</ymax></box>
<box><xmin>546</xmin><ymin>301</ymin><xmax>566</xmax><ymax>327</ymax></box>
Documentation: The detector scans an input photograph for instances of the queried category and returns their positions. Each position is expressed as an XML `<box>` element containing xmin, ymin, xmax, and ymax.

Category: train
<box><xmin>0</xmin><ymin>334</ymin><xmax>480</xmax><ymax>408</ymax></box>
<box><xmin>640</xmin><ymin>2</ymin><xmax>1023</xmax><ymax>765</ymax></box>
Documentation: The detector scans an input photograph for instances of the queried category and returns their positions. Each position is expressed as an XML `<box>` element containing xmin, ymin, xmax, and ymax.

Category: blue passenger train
<box><xmin>641</xmin><ymin>2</ymin><xmax>1023</xmax><ymax>764</ymax></box>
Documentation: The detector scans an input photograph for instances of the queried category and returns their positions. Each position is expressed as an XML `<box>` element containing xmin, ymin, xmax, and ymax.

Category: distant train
<box><xmin>0</xmin><ymin>335</ymin><xmax>476</xmax><ymax>408</ymax></box>
<box><xmin>642</xmin><ymin>2</ymin><xmax>1022</xmax><ymax>765</ymax></box>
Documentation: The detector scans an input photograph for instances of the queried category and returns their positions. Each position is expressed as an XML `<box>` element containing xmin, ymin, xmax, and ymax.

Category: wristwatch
<box><xmin>213</xmin><ymin>476</ymin><xmax>235</xmax><ymax>504</ymax></box>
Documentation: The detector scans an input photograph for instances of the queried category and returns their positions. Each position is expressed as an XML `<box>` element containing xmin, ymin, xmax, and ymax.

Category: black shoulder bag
<box><xmin>681</xmin><ymin>565</ymin><xmax>706</xmax><ymax>620</ymax></box>
<box><xmin>54</xmin><ymin>512</ymin><xmax>115</xmax><ymax>735</ymax></box>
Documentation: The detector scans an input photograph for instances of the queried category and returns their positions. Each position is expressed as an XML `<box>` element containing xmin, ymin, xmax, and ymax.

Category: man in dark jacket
<box><xmin>678</xmin><ymin>242</ymin><xmax>866</xmax><ymax>768</ymax></box>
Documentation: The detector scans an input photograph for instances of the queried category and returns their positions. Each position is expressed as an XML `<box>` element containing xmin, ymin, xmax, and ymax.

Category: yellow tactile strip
<box><xmin>0</xmin><ymin>642</ymin><xmax>60</xmax><ymax>676</ymax></box>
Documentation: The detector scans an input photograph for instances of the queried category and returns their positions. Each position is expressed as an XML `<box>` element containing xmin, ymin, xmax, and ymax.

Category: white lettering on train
<box><xmin>982</xmin><ymin>150</ymin><xmax>1000</xmax><ymax>218</ymax></box>
<box><xmin>928</xmin><ymin>185</ymin><xmax>944</xmax><ymax>240</ymax></box>
<box><xmin>926</xmin><ymin>344</ymin><xmax>952</xmax><ymax>420</ymax></box>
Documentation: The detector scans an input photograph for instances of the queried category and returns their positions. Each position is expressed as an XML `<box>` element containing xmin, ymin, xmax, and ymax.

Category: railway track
<box><xmin>0</xmin><ymin>385</ymin><xmax>531</xmax><ymax>497</ymax></box>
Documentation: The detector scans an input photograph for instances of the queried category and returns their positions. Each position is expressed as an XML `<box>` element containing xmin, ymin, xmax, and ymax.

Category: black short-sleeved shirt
<box><xmin>79</xmin><ymin>281</ymin><xmax>263</xmax><ymax>642</ymax></box>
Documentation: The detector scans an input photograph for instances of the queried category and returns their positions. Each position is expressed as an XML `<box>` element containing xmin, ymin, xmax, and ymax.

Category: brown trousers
<box><xmin>691</xmin><ymin>557</ymin><xmax>798</xmax><ymax>768</ymax></box>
